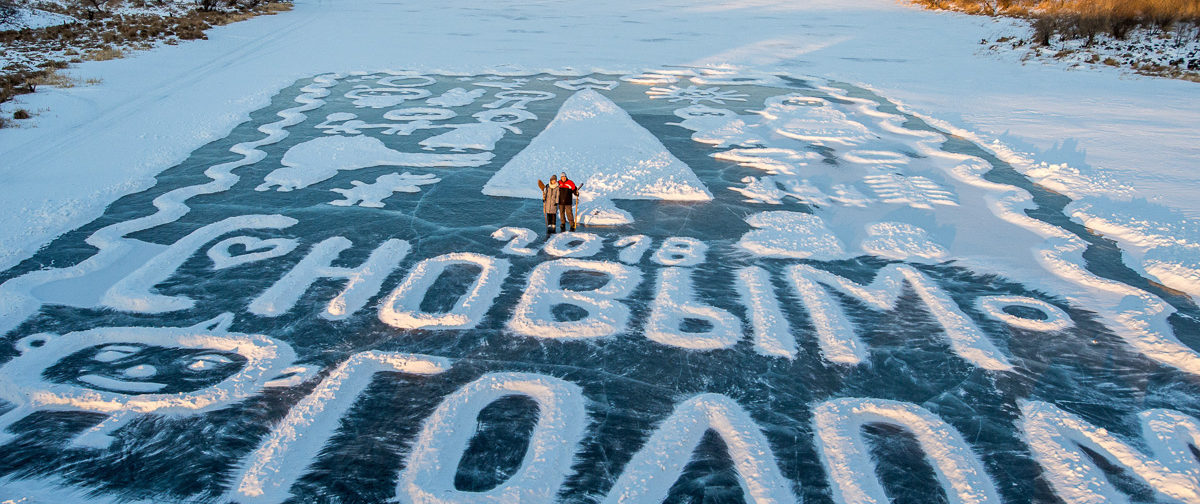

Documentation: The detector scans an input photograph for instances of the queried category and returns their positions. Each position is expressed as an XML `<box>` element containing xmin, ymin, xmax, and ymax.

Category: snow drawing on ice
<box><xmin>329</xmin><ymin>172</ymin><xmax>441</xmax><ymax>207</ymax></box>
<box><xmin>0</xmin><ymin>313</ymin><xmax>312</xmax><ymax>449</ymax></box>
<box><xmin>256</xmin><ymin>135</ymin><xmax>491</xmax><ymax>192</ymax></box>
<box><xmin>737</xmin><ymin>211</ymin><xmax>846</xmax><ymax>260</ymax></box>
<box><xmin>646</xmin><ymin>84</ymin><xmax>749</xmax><ymax>104</ymax></box>
<box><xmin>1</xmin><ymin>70</ymin><xmax>1200</xmax><ymax>504</ymax></box>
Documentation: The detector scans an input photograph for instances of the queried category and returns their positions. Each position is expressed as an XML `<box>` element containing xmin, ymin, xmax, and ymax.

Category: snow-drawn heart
<box><xmin>208</xmin><ymin>236</ymin><xmax>299</xmax><ymax>270</ymax></box>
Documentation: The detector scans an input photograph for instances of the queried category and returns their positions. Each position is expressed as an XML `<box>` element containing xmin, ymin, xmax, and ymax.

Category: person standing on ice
<box><xmin>538</xmin><ymin>175</ymin><xmax>560</xmax><ymax>235</ymax></box>
<box><xmin>557</xmin><ymin>172</ymin><xmax>579</xmax><ymax>232</ymax></box>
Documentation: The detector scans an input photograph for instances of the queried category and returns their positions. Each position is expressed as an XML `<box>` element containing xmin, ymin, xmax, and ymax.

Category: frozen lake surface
<box><xmin>0</xmin><ymin>71</ymin><xmax>1198</xmax><ymax>503</ymax></box>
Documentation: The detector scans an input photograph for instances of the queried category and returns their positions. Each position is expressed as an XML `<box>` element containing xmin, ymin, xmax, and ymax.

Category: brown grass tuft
<box><xmin>85</xmin><ymin>46</ymin><xmax>124</xmax><ymax>61</ymax></box>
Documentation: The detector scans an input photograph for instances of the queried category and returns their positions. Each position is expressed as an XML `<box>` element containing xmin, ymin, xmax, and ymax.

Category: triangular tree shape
<box><xmin>482</xmin><ymin>89</ymin><xmax>712</xmax><ymax>202</ymax></box>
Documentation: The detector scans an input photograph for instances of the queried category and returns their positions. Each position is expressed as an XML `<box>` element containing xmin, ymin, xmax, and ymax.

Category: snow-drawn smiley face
<box><xmin>0</xmin><ymin>313</ymin><xmax>316</xmax><ymax>448</ymax></box>
<box><xmin>43</xmin><ymin>343</ymin><xmax>248</xmax><ymax>395</ymax></box>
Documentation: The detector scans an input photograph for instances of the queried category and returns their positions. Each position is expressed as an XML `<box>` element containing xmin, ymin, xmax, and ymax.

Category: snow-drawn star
<box><xmin>646</xmin><ymin>85</ymin><xmax>749</xmax><ymax>104</ymax></box>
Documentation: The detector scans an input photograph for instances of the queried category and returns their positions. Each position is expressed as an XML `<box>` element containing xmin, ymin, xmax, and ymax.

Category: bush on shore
<box><xmin>0</xmin><ymin>0</ymin><xmax>293</xmax><ymax>105</ymax></box>
<box><xmin>914</xmin><ymin>0</ymin><xmax>1200</xmax><ymax>44</ymax></box>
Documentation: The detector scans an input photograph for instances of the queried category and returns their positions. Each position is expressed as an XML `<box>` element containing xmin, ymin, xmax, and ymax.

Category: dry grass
<box><xmin>914</xmin><ymin>0</ymin><xmax>1200</xmax><ymax>40</ymax></box>
<box><xmin>85</xmin><ymin>46</ymin><xmax>124</xmax><ymax>61</ymax></box>
<box><xmin>0</xmin><ymin>0</ymin><xmax>294</xmax><ymax>104</ymax></box>
<box><xmin>31</xmin><ymin>69</ymin><xmax>75</xmax><ymax>88</ymax></box>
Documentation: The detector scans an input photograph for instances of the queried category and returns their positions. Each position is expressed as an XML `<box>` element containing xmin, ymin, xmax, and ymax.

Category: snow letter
<box><xmin>103</xmin><ymin>215</ymin><xmax>298</xmax><ymax>313</ymax></box>
<box><xmin>230</xmin><ymin>351</ymin><xmax>449</xmax><ymax>504</ymax></box>
<box><xmin>786</xmin><ymin>264</ymin><xmax>1012</xmax><ymax>370</ymax></box>
<box><xmin>812</xmin><ymin>398</ymin><xmax>1002</xmax><ymax>504</ymax></box>
<box><xmin>396</xmin><ymin>372</ymin><xmax>587</xmax><ymax>504</ymax></box>
<box><xmin>603</xmin><ymin>393</ymin><xmax>796</xmax><ymax>504</ymax></box>
<box><xmin>646</xmin><ymin>267</ymin><xmax>742</xmax><ymax>350</ymax></box>
<box><xmin>736</xmin><ymin>266</ymin><xmax>795</xmax><ymax>358</ymax></box>
<box><xmin>1019</xmin><ymin>400</ymin><xmax>1200</xmax><ymax>504</ymax></box>
<box><xmin>508</xmin><ymin>259</ymin><xmax>640</xmax><ymax>339</ymax></box>
<box><xmin>248</xmin><ymin>237</ymin><xmax>410</xmax><ymax>320</ymax></box>
<box><xmin>378</xmin><ymin>253</ymin><xmax>510</xmax><ymax>330</ymax></box>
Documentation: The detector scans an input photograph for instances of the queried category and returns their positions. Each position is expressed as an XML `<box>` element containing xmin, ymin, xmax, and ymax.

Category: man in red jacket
<box><xmin>557</xmin><ymin>172</ymin><xmax>579</xmax><ymax>232</ymax></box>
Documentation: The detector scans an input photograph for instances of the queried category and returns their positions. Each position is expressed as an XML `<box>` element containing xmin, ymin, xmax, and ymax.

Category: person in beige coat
<box><xmin>538</xmin><ymin>175</ymin><xmax>560</xmax><ymax>235</ymax></box>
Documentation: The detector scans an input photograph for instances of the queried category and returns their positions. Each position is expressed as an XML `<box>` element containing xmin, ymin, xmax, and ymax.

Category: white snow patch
<box><xmin>737</xmin><ymin>211</ymin><xmax>845</xmax><ymax>260</ymax></box>
<box><xmin>713</xmin><ymin>147</ymin><xmax>818</xmax><ymax>176</ymax></box>
<box><xmin>491</xmin><ymin>227</ymin><xmax>538</xmax><ymax>257</ymax></box>
<box><xmin>863</xmin><ymin>173</ymin><xmax>958</xmax><ymax>209</ymax></box>
<box><xmin>207</xmin><ymin>236</ymin><xmax>299</xmax><ymax>270</ymax></box>
<box><xmin>0</xmin><ymin>314</ymin><xmax>303</xmax><ymax>448</ymax></box>
<box><xmin>575</xmin><ymin>198</ymin><xmax>634</xmax><ymax>226</ymax></box>
<box><xmin>787</xmin><ymin>264</ymin><xmax>1013</xmax><ymax>371</ymax></box>
<box><xmin>651</xmin><ymin>236</ymin><xmax>707</xmax><ymax>267</ymax></box>
<box><xmin>426</xmin><ymin>87</ymin><xmax>486</xmax><ymax>107</ymax></box>
<box><xmin>860</xmin><ymin>221</ymin><xmax>948</xmax><ymax>262</ymax></box>
<box><xmin>248</xmin><ymin>237</ymin><xmax>410</xmax><ymax>321</ymax></box>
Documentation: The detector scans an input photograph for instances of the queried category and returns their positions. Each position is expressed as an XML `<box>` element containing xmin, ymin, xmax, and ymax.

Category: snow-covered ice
<box><xmin>0</xmin><ymin>1</ymin><xmax>1198</xmax><ymax>500</ymax></box>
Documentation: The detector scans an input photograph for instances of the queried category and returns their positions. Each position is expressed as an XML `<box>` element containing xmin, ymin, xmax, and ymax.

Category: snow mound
<box><xmin>576</xmin><ymin>198</ymin><xmax>634</xmax><ymax>226</ymax></box>
<box><xmin>482</xmin><ymin>89</ymin><xmax>712</xmax><ymax>202</ymax></box>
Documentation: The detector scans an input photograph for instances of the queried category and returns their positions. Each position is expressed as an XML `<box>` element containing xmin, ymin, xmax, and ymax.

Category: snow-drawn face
<box><xmin>0</xmin><ymin>314</ymin><xmax>310</xmax><ymax>414</ymax></box>
<box><xmin>43</xmin><ymin>343</ymin><xmax>247</xmax><ymax>395</ymax></box>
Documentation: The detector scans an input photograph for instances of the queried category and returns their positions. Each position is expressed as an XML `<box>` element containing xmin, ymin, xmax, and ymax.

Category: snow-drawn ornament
<box><xmin>0</xmin><ymin>313</ymin><xmax>312</xmax><ymax>448</ymax></box>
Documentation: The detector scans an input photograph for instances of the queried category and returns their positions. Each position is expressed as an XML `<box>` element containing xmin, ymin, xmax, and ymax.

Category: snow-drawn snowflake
<box><xmin>646</xmin><ymin>85</ymin><xmax>749</xmax><ymax>104</ymax></box>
